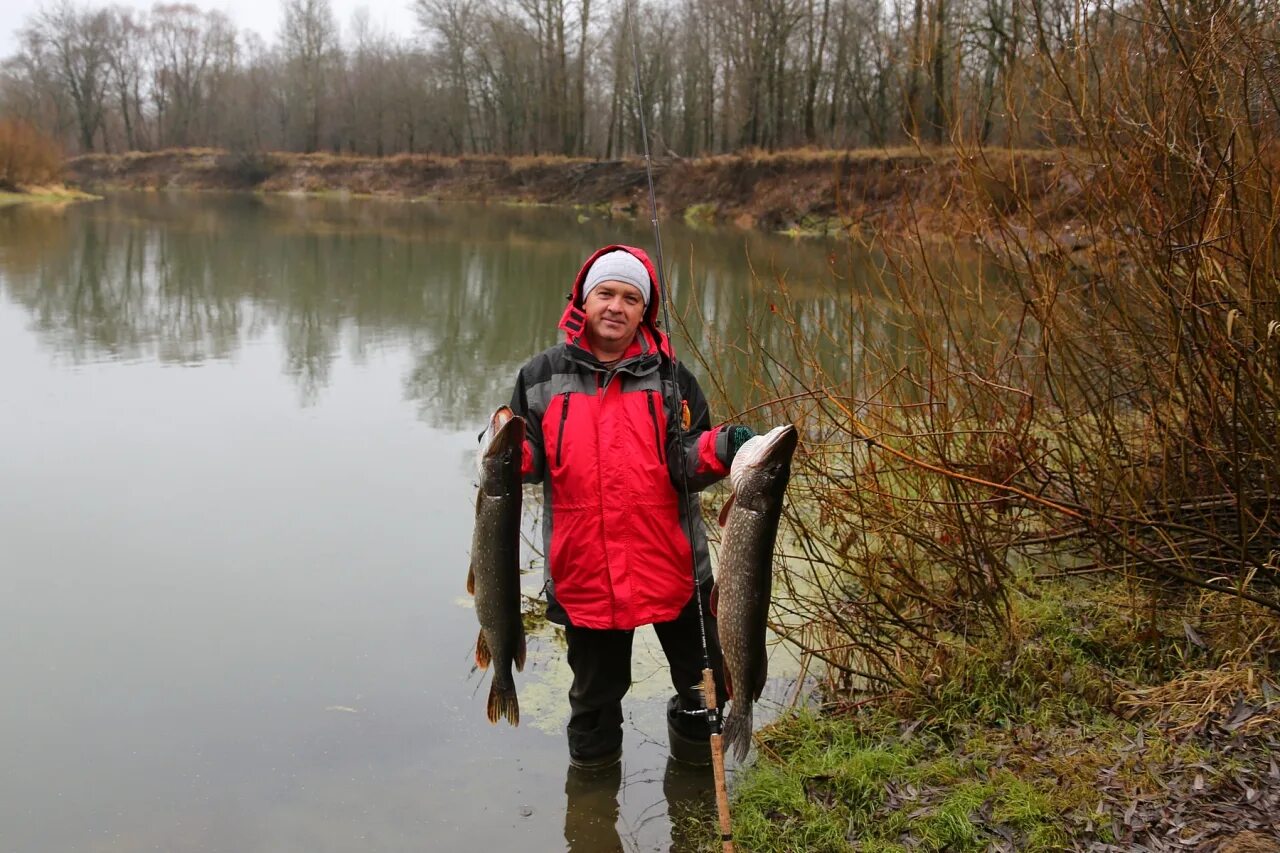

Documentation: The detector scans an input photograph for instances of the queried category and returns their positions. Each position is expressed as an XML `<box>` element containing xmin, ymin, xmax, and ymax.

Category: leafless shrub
<box><xmin>681</xmin><ymin>0</ymin><xmax>1280</xmax><ymax>696</ymax></box>
<box><xmin>0</xmin><ymin>119</ymin><xmax>62</xmax><ymax>189</ymax></box>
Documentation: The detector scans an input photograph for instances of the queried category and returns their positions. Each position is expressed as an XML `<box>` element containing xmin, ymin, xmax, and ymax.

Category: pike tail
<box><xmin>722</xmin><ymin>700</ymin><xmax>753</xmax><ymax>762</ymax></box>
<box><xmin>487</xmin><ymin>670</ymin><xmax>520</xmax><ymax>726</ymax></box>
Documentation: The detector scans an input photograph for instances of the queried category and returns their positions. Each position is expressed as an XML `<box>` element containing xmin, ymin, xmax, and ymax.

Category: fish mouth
<box><xmin>483</xmin><ymin>406</ymin><xmax>525</xmax><ymax>458</ymax></box>
<box><xmin>729</xmin><ymin>424</ymin><xmax>798</xmax><ymax>490</ymax></box>
<box><xmin>741</xmin><ymin>424</ymin><xmax>798</xmax><ymax>465</ymax></box>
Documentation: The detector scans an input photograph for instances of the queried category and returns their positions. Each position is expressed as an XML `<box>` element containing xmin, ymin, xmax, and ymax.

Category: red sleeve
<box><xmin>695</xmin><ymin>427</ymin><xmax>729</xmax><ymax>476</ymax></box>
<box><xmin>521</xmin><ymin>439</ymin><xmax>536</xmax><ymax>478</ymax></box>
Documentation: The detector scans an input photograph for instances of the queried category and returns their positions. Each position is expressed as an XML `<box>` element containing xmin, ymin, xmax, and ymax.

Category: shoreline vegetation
<box><xmin>652</xmin><ymin>0</ymin><xmax>1275</xmax><ymax>848</ymax></box>
<box><xmin>0</xmin><ymin>183</ymin><xmax>97</xmax><ymax>206</ymax></box>
<box><xmin>707</xmin><ymin>577</ymin><xmax>1280</xmax><ymax>852</ymax></box>
<box><xmin>0</xmin><ymin>120</ymin><xmax>92</xmax><ymax>206</ymax></box>
<box><xmin>63</xmin><ymin>146</ymin><xmax>1088</xmax><ymax>244</ymax></box>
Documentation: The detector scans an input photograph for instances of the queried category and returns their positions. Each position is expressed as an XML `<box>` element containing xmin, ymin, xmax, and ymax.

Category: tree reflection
<box><xmin>0</xmin><ymin>194</ymin><xmax>983</xmax><ymax>430</ymax></box>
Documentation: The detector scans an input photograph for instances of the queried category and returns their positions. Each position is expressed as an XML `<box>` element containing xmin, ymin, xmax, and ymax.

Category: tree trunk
<box><xmin>929</xmin><ymin>0</ymin><xmax>948</xmax><ymax>143</ymax></box>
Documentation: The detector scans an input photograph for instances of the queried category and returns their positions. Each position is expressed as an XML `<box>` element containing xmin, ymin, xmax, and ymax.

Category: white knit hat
<box><xmin>582</xmin><ymin>250</ymin><xmax>651</xmax><ymax>306</ymax></box>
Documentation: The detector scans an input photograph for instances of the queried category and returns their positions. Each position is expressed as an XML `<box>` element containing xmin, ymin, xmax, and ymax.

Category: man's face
<box><xmin>583</xmin><ymin>280</ymin><xmax>646</xmax><ymax>352</ymax></box>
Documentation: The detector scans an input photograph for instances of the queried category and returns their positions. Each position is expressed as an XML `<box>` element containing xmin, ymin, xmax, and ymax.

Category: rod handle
<box><xmin>703</xmin><ymin>668</ymin><xmax>734</xmax><ymax>853</ymax></box>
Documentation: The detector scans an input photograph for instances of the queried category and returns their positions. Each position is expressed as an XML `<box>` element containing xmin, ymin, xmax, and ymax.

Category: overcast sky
<box><xmin>1</xmin><ymin>0</ymin><xmax>422</xmax><ymax>58</ymax></box>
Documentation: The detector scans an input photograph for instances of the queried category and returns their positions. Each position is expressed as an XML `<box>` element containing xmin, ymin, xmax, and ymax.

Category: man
<box><xmin>508</xmin><ymin>245</ymin><xmax>754</xmax><ymax>769</ymax></box>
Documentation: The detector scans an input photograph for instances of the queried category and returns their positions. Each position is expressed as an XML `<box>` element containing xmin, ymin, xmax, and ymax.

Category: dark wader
<box><xmin>561</xmin><ymin>580</ymin><xmax>727</xmax><ymax>762</ymax></box>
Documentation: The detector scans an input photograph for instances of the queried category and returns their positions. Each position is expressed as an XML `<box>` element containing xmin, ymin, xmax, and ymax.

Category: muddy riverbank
<box><xmin>65</xmin><ymin>147</ymin><xmax>1087</xmax><ymax>241</ymax></box>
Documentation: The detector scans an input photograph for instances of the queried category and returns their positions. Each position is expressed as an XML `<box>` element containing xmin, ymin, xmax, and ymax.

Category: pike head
<box><xmin>727</xmin><ymin>425</ymin><xmax>798</xmax><ymax>512</ymax></box>
<box><xmin>477</xmin><ymin>406</ymin><xmax>525</xmax><ymax>494</ymax></box>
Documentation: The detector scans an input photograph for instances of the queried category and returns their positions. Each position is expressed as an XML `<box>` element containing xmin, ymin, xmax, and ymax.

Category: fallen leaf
<box><xmin>1224</xmin><ymin>698</ymin><xmax>1258</xmax><ymax>732</ymax></box>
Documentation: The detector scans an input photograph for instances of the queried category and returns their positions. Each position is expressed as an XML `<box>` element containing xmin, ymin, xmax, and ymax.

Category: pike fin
<box><xmin>709</xmin><ymin>582</ymin><xmax>719</xmax><ymax>618</ymax></box>
<box><xmin>487</xmin><ymin>679</ymin><xmax>520</xmax><ymax>726</ymax></box>
<box><xmin>466</xmin><ymin>566</ymin><xmax>475</xmax><ymax>595</ymax></box>
<box><xmin>717</xmin><ymin>492</ymin><xmax>736</xmax><ymax>527</ymax></box>
<box><xmin>722</xmin><ymin>701</ymin><xmax>753</xmax><ymax>762</ymax></box>
<box><xmin>723</xmin><ymin>664</ymin><xmax>733</xmax><ymax>700</ymax></box>
<box><xmin>514</xmin><ymin>629</ymin><xmax>526</xmax><ymax>673</ymax></box>
<box><xmin>752</xmin><ymin>663</ymin><xmax>769</xmax><ymax>702</ymax></box>
<box><xmin>475</xmin><ymin>630</ymin><xmax>492</xmax><ymax>669</ymax></box>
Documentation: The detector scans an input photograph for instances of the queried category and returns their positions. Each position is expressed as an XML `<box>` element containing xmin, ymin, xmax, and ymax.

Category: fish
<box><xmin>713</xmin><ymin>424</ymin><xmax>799</xmax><ymax>761</ymax></box>
<box><xmin>467</xmin><ymin>405</ymin><xmax>527</xmax><ymax>725</ymax></box>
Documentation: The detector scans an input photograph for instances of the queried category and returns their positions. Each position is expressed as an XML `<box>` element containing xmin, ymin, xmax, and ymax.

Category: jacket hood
<box><xmin>558</xmin><ymin>244</ymin><xmax>673</xmax><ymax>359</ymax></box>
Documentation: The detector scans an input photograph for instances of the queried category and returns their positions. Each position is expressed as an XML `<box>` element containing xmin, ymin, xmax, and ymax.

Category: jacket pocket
<box><xmin>645</xmin><ymin>390</ymin><xmax>666</xmax><ymax>463</ymax></box>
<box><xmin>554</xmin><ymin>392</ymin><xmax>571</xmax><ymax>467</ymax></box>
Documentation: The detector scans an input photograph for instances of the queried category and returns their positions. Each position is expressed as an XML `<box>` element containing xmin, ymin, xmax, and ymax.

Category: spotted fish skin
<box><xmin>468</xmin><ymin>406</ymin><xmax>527</xmax><ymax>726</ymax></box>
<box><xmin>715</xmin><ymin>425</ymin><xmax>798</xmax><ymax>761</ymax></box>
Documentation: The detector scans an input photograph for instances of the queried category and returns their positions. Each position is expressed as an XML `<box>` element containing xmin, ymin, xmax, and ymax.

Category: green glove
<box><xmin>727</xmin><ymin>425</ymin><xmax>756</xmax><ymax>456</ymax></box>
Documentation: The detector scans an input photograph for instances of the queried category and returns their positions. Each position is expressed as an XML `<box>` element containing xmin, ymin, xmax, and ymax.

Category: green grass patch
<box><xmin>779</xmin><ymin>213</ymin><xmax>841</xmax><ymax>237</ymax></box>
<box><xmin>0</xmin><ymin>186</ymin><xmax>97</xmax><ymax>206</ymax></box>
<box><xmin>719</xmin><ymin>577</ymin><xmax>1278</xmax><ymax>851</ymax></box>
<box><xmin>724</xmin><ymin>713</ymin><xmax>1068</xmax><ymax>852</ymax></box>
<box><xmin>683</xmin><ymin>202</ymin><xmax>719</xmax><ymax>228</ymax></box>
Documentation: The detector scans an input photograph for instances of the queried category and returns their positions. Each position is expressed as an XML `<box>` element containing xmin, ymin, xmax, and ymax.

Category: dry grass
<box><xmin>1118</xmin><ymin>665</ymin><xmax>1280</xmax><ymax>735</ymax></box>
<box><xmin>692</xmin><ymin>145</ymin><xmax>1078</xmax><ymax>167</ymax></box>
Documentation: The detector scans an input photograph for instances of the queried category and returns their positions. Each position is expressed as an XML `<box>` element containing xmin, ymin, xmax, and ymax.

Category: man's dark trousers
<box><xmin>563</xmin><ymin>580</ymin><xmax>728</xmax><ymax>762</ymax></box>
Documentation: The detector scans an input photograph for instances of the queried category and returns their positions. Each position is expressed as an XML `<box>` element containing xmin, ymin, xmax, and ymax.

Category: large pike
<box><xmin>467</xmin><ymin>406</ymin><xmax>527</xmax><ymax>725</ymax></box>
<box><xmin>714</xmin><ymin>424</ymin><xmax>798</xmax><ymax>761</ymax></box>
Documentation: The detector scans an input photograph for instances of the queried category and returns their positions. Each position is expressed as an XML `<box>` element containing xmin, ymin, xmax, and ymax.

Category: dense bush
<box><xmin>214</xmin><ymin>150</ymin><xmax>279</xmax><ymax>187</ymax></box>
<box><xmin>0</xmin><ymin>119</ymin><xmax>62</xmax><ymax>189</ymax></box>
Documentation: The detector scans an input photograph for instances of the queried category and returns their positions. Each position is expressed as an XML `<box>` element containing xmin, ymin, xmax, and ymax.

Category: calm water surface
<box><xmin>0</xmin><ymin>193</ymin><xmax>842</xmax><ymax>852</ymax></box>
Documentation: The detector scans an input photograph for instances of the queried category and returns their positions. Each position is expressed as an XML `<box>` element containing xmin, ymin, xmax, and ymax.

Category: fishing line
<box><xmin>626</xmin><ymin>2</ymin><xmax>713</xmax><ymax>693</ymax></box>
<box><xmin>627</xmin><ymin>7</ymin><xmax>736</xmax><ymax>850</ymax></box>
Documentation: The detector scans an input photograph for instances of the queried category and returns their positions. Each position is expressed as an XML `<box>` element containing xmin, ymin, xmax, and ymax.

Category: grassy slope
<box><xmin>709</xmin><ymin>579</ymin><xmax>1279</xmax><ymax>852</ymax></box>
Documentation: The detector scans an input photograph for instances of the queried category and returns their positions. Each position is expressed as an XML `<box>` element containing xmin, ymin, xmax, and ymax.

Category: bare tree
<box><xmin>413</xmin><ymin>0</ymin><xmax>477</xmax><ymax>153</ymax></box>
<box><xmin>22</xmin><ymin>2</ymin><xmax>112</xmax><ymax>151</ymax></box>
<box><xmin>104</xmin><ymin>8</ymin><xmax>147</xmax><ymax>150</ymax></box>
<box><xmin>149</xmin><ymin>5</ymin><xmax>237</xmax><ymax>148</ymax></box>
<box><xmin>13</xmin><ymin>0</ymin><xmax>1244</xmax><ymax>157</ymax></box>
<box><xmin>279</xmin><ymin>0</ymin><xmax>338</xmax><ymax>152</ymax></box>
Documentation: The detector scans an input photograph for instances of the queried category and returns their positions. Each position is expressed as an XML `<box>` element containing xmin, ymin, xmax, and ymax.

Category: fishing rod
<box><xmin>627</xmin><ymin>8</ymin><xmax>735</xmax><ymax>851</ymax></box>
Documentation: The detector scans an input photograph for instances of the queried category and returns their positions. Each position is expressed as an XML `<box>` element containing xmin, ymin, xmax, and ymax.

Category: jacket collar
<box><xmin>564</xmin><ymin>327</ymin><xmax>663</xmax><ymax>377</ymax></box>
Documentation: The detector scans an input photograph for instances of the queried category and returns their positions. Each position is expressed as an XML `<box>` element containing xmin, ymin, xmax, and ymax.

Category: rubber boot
<box><xmin>666</xmin><ymin>695</ymin><xmax>712</xmax><ymax>766</ymax></box>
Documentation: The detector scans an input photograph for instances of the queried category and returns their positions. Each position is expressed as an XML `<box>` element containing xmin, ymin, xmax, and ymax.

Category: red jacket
<box><xmin>509</xmin><ymin>245</ymin><xmax>735</xmax><ymax>630</ymax></box>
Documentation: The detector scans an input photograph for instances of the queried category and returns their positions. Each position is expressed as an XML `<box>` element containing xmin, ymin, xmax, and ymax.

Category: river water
<box><xmin>0</xmin><ymin>193</ymin><xmax>843</xmax><ymax>852</ymax></box>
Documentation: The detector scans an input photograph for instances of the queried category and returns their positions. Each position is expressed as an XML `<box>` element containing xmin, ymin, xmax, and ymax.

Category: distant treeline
<box><xmin>2</xmin><ymin>0</ymin><xmax>1277</xmax><ymax>159</ymax></box>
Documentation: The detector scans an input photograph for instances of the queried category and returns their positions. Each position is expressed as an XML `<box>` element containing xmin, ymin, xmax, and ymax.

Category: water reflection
<box><xmin>563</xmin><ymin>758</ymin><xmax>715</xmax><ymax>852</ymax></box>
<box><xmin>0</xmin><ymin>192</ymin><xmax>1012</xmax><ymax>852</ymax></box>
<box><xmin>662</xmin><ymin>758</ymin><xmax>719</xmax><ymax>850</ymax></box>
<box><xmin>0</xmin><ymin>193</ymin><xmax>888</xmax><ymax>428</ymax></box>
<box><xmin>565</xmin><ymin>762</ymin><xmax>625</xmax><ymax>851</ymax></box>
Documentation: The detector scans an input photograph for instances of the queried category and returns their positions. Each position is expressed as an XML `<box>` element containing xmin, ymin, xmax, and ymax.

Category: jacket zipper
<box><xmin>645</xmin><ymin>390</ymin><xmax>665</xmax><ymax>462</ymax></box>
<box><xmin>555</xmin><ymin>392</ymin><xmax>571</xmax><ymax>466</ymax></box>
